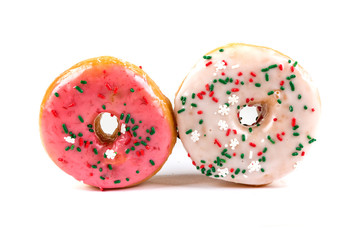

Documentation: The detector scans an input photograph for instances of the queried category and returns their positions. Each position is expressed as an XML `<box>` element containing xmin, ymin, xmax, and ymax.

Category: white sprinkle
<box><xmin>214</xmin><ymin>60</ymin><xmax>226</xmax><ymax>71</ymax></box>
<box><xmin>248</xmin><ymin>160</ymin><xmax>261</xmax><ymax>173</ymax></box>
<box><xmin>105</xmin><ymin>149</ymin><xmax>117</xmax><ymax>160</ymax></box>
<box><xmin>231</xmin><ymin>64</ymin><xmax>240</xmax><ymax>69</ymax></box>
<box><xmin>218</xmin><ymin>104</ymin><xmax>230</xmax><ymax>116</ymax></box>
<box><xmin>225</xmin><ymin>144</ymin><xmax>228</xmax><ymax>148</ymax></box>
<box><xmin>190</xmin><ymin>130</ymin><xmax>200</xmax><ymax>142</ymax></box>
<box><xmin>218</xmin><ymin>168</ymin><xmax>229</xmax><ymax>177</ymax></box>
<box><xmin>218</xmin><ymin>120</ymin><xmax>228</xmax><ymax>131</ymax></box>
<box><xmin>120</xmin><ymin>123</ymin><xmax>126</xmax><ymax>134</ymax></box>
<box><xmin>64</xmin><ymin>136</ymin><xmax>75</xmax><ymax>144</ymax></box>
<box><xmin>228</xmin><ymin>94</ymin><xmax>239</xmax><ymax>105</ymax></box>
<box><xmin>229</xmin><ymin>138</ymin><xmax>239</xmax><ymax>150</ymax></box>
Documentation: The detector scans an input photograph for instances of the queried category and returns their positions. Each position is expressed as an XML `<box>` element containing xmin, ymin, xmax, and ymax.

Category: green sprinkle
<box><xmin>292</xmin><ymin>152</ymin><xmax>298</xmax><ymax>156</ymax></box>
<box><xmin>125</xmin><ymin>149</ymin><xmax>130</xmax><ymax>154</ymax></box>
<box><xmin>80</xmin><ymin>80</ymin><xmax>87</xmax><ymax>84</ymax></box>
<box><xmin>149</xmin><ymin>159</ymin><xmax>155</xmax><ymax>166</ymax></box>
<box><xmin>298</xmin><ymin>94</ymin><xmax>302</xmax><ymax>100</ymax></box>
<box><xmin>140</xmin><ymin>141</ymin><xmax>147</xmax><ymax>146</ymax></box>
<box><xmin>240</xmin><ymin>81</ymin><xmax>245</xmax><ymax>85</ymax></box>
<box><xmin>235</xmin><ymin>168</ymin><xmax>241</xmax><ymax>175</ymax></box>
<box><xmin>132</xmin><ymin>125</ymin><xmax>139</xmax><ymax>131</ymax></box>
<box><xmin>146</xmin><ymin>137</ymin><xmax>151</xmax><ymax>141</ymax></box>
<box><xmin>192</xmin><ymin>93</ymin><xmax>196</xmax><ymax>99</ymax></box>
<box><xmin>191</xmin><ymin>103</ymin><xmax>197</xmax><ymax>107</ymax></box>
<box><xmin>267</xmin><ymin>91</ymin><xmax>274</xmax><ymax>95</ymax></box>
<box><xmin>78</xmin><ymin>115</ymin><xmax>84</xmax><ymax>123</ymax></box>
<box><xmin>102</xmin><ymin>104</ymin><xmax>106</xmax><ymax>110</ymax></box>
<box><xmin>62</xmin><ymin>124</ymin><xmax>68</xmax><ymax>134</ymax></box>
<box><xmin>261</xmin><ymin>68</ymin><xmax>269</xmax><ymax>72</ymax></box>
<box><xmin>70</xmin><ymin>145</ymin><xmax>75</xmax><ymax>150</ymax></box>
<box><xmin>54</xmin><ymin>92</ymin><xmax>59</xmax><ymax>97</ymax></box>
<box><xmin>219</xmin><ymin>48</ymin><xmax>224</xmax><ymax>52</ymax></box>
<box><xmin>277</xmin><ymin>99</ymin><xmax>282</xmax><ymax>104</ymax></box>
<box><xmin>125</xmin><ymin>114</ymin><xmax>131</xmax><ymax>123</ymax></box>
<box><xmin>210</xmin><ymin>84</ymin><xmax>214</xmax><ymax>92</ymax></box>
<box><xmin>218</xmin><ymin>79</ymin><xmax>227</xmax><ymax>84</ymax></box>
<box><xmin>186</xmin><ymin>129</ymin><xmax>193</xmax><ymax>134</ymax></box>
<box><xmin>150</xmin><ymin>127</ymin><xmax>156</xmax><ymax>135</ymax></box>
<box><xmin>268</xmin><ymin>64</ymin><xmax>278</xmax><ymax>69</ymax></box>
<box><xmin>76</xmin><ymin>147</ymin><xmax>81</xmax><ymax>152</ymax></box>
<box><xmin>199</xmin><ymin>119</ymin><xmax>204</xmax><ymax>125</ymax></box>
<box><xmin>263</xmin><ymin>147</ymin><xmax>268</xmax><ymax>153</ymax></box>
<box><xmin>293</xmin><ymin>132</ymin><xmax>300</xmax><ymax>136</ymax></box>
<box><xmin>293</xmin><ymin>125</ymin><xmax>299</xmax><ymax>130</ymax></box>
<box><xmin>265</xmin><ymin>73</ymin><xmax>269</xmax><ymax>81</ymax></box>
<box><xmin>65</xmin><ymin>146</ymin><xmax>70</xmax><ymax>151</ymax></box>
<box><xmin>91</xmin><ymin>165</ymin><xmax>97</xmax><ymax>169</ymax></box>
<box><xmin>89</xmin><ymin>129</ymin><xmax>94</xmax><ymax>132</ymax></box>
<box><xmin>307</xmin><ymin>135</ymin><xmax>312</xmax><ymax>140</ymax></box>
<box><xmin>226</xmin><ymin>90</ymin><xmax>231</xmax><ymax>95</ymax></box>
<box><xmin>93</xmin><ymin>148</ymin><xmax>98</xmax><ymax>155</ymax></box>
<box><xmin>130</xmin><ymin>146</ymin><xmax>135</xmax><ymax>151</ymax></box>
<box><xmin>308</xmin><ymin>138</ymin><xmax>316</xmax><ymax>144</ymax></box>
<box><xmin>288</xmin><ymin>60</ymin><xmax>292</xmax><ymax>63</ymax></box>
<box><xmin>177</xmin><ymin>108</ymin><xmax>185</xmax><ymax>114</ymax></box>
<box><xmin>242</xmin><ymin>134</ymin><xmax>246</xmax><ymax>142</ymax></box>
<box><xmin>304</xmin><ymin>105</ymin><xmax>308</xmax><ymax>110</ymax></box>
<box><xmin>267</xmin><ymin>135</ymin><xmax>275</xmax><ymax>144</ymax></box>
<box><xmin>74</xmin><ymin>86</ymin><xmax>83</xmax><ymax>93</ymax></box>
<box><xmin>289</xmin><ymin>81</ymin><xmax>295</xmax><ymax>91</ymax></box>
<box><xmin>126</xmin><ymin>178</ymin><xmax>130</xmax><ymax>181</ymax></box>
<box><xmin>261</xmin><ymin>168</ymin><xmax>265</xmax><ymax>172</ymax></box>
<box><xmin>114</xmin><ymin>180</ymin><xmax>121</xmax><ymax>184</ymax></box>
<box><xmin>136</xmin><ymin>170</ymin><xmax>140</xmax><ymax>174</ymax></box>
<box><xmin>120</xmin><ymin>113</ymin><xmax>124</xmax><ymax>120</ymax></box>
<box><xmin>240</xmin><ymin>153</ymin><xmax>245</xmax><ymax>159</ymax></box>
<box><xmin>130</xmin><ymin>88</ymin><xmax>135</xmax><ymax>92</ymax></box>
<box><xmin>87</xmin><ymin>124</ymin><xmax>93</xmax><ymax>128</ymax></box>
<box><xmin>100</xmin><ymin>176</ymin><xmax>105</xmax><ymax>180</ymax></box>
<box><xmin>108</xmin><ymin>164</ymin><xmax>113</xmax><ymax>170</ymax></box>
<box><xmin>293</xmin><ymin>61</ymin><xmax>298</xmax><ymax>67</ymax></box>
<box><xmin>255</xmin><ymin>83</ymin><xmax>261</xmax><ymax>87</ymax></box>
<box><xmin>289</xmin><ymin>105</ymin><xmax>294</xmax><ymax>112</ymax></box>
<box><xmin>249</xmin><ymin>127</ymin><xmax>253</xmax><ymax>133</ymax></box>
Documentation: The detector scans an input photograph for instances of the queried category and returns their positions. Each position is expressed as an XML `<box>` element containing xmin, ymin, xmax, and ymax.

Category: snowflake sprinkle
<box><xmin>218</xmin><ymin>120</ymin><xmax>228</xmax><ymax>131</ymax></box>
<box><xmin>190</xmin><ymin>130</ymin><xmax>200</xmax><ymax>142</ymax></box>
<box><xmin>64</xmin><ymin>136</ymin><xmax>75</xmax><ymax>144</ymax></box>
<box><xmin>105</xmin><ymin>149</ymin><xmax>117</xmax><ymax>160</ymax></box>
<box><xmin>218</xmin><ymin>104</ymin><xmax>230</xmax><ymax>116</ymax></box>
<box><xmin>248</xmin><ymin>160</ymin><xmax>261</xmax><ymax>173</ymax></box>
<box><xmin>120</xmin><ymin>123</ymin><xmax>126</xmax><ymax>134</ymax></box>
<box><xmin>228</xmin><ymin>94</ymin><xmax>239</xmax><ymax>105</ymax></box>
<box><xmin>229</xmin><ymin>138</ymin><xmax>239</xmax><ymax>150</ymax></box>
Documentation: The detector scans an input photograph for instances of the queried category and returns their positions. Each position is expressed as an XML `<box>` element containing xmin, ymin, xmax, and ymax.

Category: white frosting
<box><xmin>175</xmin><ymin>43</ymin><xmax>321</xmax><ymax>185</ymax></box>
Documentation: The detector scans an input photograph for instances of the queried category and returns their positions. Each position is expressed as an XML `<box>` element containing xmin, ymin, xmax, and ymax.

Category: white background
<box><xmin>1</xmin><ymin>0</ymin><xmax>359</xmax><ymax>239</ymax></box>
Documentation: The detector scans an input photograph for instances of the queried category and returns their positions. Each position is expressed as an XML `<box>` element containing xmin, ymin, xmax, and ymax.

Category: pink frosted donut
<box><xmin>175</xmin><ymin>43</ymin><xmax>321</xmax><ymax>185</ymax></box>
<box><xmin>40</xmin><ymin>56</ymin><xmax>176</xmax><ymax>189</ymax></box>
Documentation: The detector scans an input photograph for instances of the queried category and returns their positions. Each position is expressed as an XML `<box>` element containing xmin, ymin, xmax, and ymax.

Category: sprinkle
<box><xmin>76</xmin><ymin>147</ymin><xmax>81</xmax><ymax>152</ymax></box>
<box><xmin>267</xmin><ymin>91</ymin><xmax>274</xmax><ymax>95</ymax></box>
<box><xmin>62</xmin><ymin>124</ymin><xmax>68</xmax><ymax>134</ymax></box>
<box><xmin>197</xmin><ymin>110</ymin><xmax>203</xmax><ymax>115</ymax></box>
<box><xmin>191</xmin><ymin>103</ymin><xmax>197</xmax><ymax>107</ymax></box>
<box><xmin>267</xmin><ymin>135</ymin><xmax>275</xmax><ymax>144</ymax></box>
<box><xmin>214</xmin><ymin>138</ymin><xmax>222</xmax><ymax>147</ymax></box>
<box><xmin>93</xmin><ymin>148</ymin><xmax>98</xmax><ymax>155</ymax></box>
<box><xmin>242</xmin><ymin>134</ymin><xmax>246</xmax><ymax>142</ymax></box>
<box><xmin>80</xmin><ymin>80</ymin><xmax>87</xmax><ymax>84</ymax></box>
<box><xmin>292</xmin><ymin>152</ymin><xmax>298</xmax><ymax>156</ymax></box>
<box><xmin>289</xmin><ymin>105</ymin><xmax>294</xmax><ymax>112</ymax></box>
<box><xmin>265</xmin><ymin>73</ymin><xmax>269</xmax><ymax>81</ymax></box>
<box><xmin>105</xmin><ymin>82</ymin><xmax>112</xmax><ymax>91</ymax></box>
<box><xmin>54</xmin><ymin>92</ymin><xmax>59</xmax><ymax>97</ymax></box>
<box><xmin>114</xmin><ymin>180</ymin><xmax>121</xmax><ymax>184</ymax></box>
<box><xmin>291</xmin><ymin>118</ymin><xmax>296</xmax><ymax>127</ymax></box>
<box><xmin>289</xmin><ymin>81</ymin><xmax>295</xmax><ymax>91</ymax></box>
<box><xmin>78</xmin><ymin>115</ymin><xmax>84</xmax><ymax>123</ymax></box>
<box><xmin>293</xmin><ymin>132</ymin><xmax>300</xmax><ymax>136</ymax></box>
<box><xmin>130</xmin><ymin>88</ymin><xmax>135</xmax><ymax>92</ymax></box>
<box><xmin>298</xmin><ymin>94</ymin><xmax>302</xmax><ymax>100</ymax></box>
<box><xmin>108</xmin><ymin>164</ymin><xmax>113</xmax><ymax>170</ymax></box>
<box><xmin>249</xmin><ymin>142</ymin><xmax>256</xmax><ymax>147</ymax></box>
<box><xmin>293</xmin><ymin>61</ymin><xmax>298</xmax><ymax>67</ymax></box>
<box><xmin>100</xmin><ymin>176</ymin><xmax>105</xmax><ymax>180</ymax></box>
<box><xmin>205</xmin><ymin>61</ymin><xmax>213</xmax><ymax>67</ymax></box>
<box><xmin>268</xmin><ymin>64</ymin><xmax>278</xmax><ymax>69</ymax></box>
<box><xmin>276</xmin><ymin>133</ymin><xmax>283</xmax><ymax>141</ymax></box>
<box><xmin>185</xmin><ymin>129</ymin><xmax>193</xmax><ymax>134</ymax></box>
<box><xmin>149</xmin><ymin>159</ymin><xmax>155</xmax><ymax>166</ymax></box>
<box><xmin>177</xmin><ymin>108</ymin><xmax>185</xmax><ymax>114</ymax></box>
<box><xmin>199</xmin><ymin>119</ymin><xmax>204</xmax><ymax>124</ymax></box>
<box><xmin>277</xmin><ymin>99</ymin><xmax>282</xmax><ymax>104</ymax></box>
<box><xmin>51</xmin><ymin>110</ymin><xmax>58</xmax><ymax>117</ymax></box>
<box><xmin>190</xmin><ymin>130</ymin><xmax>200</xmax><ymax>142</ymax></box>
<box><xmin>255</xmin><ymin>83</ymin><xmax>261</xmax><ymax>87</ymax></box>
<box><xmin>125</xmin><ymin>114</ymin><xmax>131</xmax><ymax>123</ymax></box>
<box><xmin>74</xmin><ymin>86</ymin><xmax>83</xmax><ymax>93</ymax></box>
<box><xmin>219</xmin><ymin>49</ymin><xmax>224</xmax><ymax>52</ymax></box>
<box><xmin>212</xmin><ymin>97</ymin><xmax>219</xmax><ymax>103</ymax></box>
<box><xmin>250</xmin><ymin>72</ymin><xmax>257</xmax><ymax>77</ymax></box>
<box><xmin>150</xmin><ymin>127</ymin><xmax>156</xmax><ymax>135</ymax></box>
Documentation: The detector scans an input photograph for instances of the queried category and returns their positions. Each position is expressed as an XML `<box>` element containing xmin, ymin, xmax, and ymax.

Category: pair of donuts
<box><xmin>40</xmin><ymin>43</ymin><xmax>321</xmax><ymax>189</ymax></box>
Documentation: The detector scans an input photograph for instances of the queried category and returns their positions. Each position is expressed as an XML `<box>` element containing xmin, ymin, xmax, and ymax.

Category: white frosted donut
<box><xmin>174</xmin><ymin>43</ymin><xmax>321</xmax><ymax>185</ymax></box>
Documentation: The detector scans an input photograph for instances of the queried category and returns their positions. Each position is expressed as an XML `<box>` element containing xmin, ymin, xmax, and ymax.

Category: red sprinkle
<box><xmin>222</xmin><ymin>60</ymin><xmax>228</xmax><ymax>66</ymax></box>
<box><xmin>273</xmin><ymin>118</ymin><xmax>278</xmax><ymax>121</ymax></box>
<box><xmin>188</xmin><ymin>153</ymin><xmax>191</xmax><ymax>157</ymax></box>
<box><xmin>51</xmin><ymin>110</ymin><xmax>58</xmax><ymax>117</ymax></box>
<box><xmin>279</xmin><ymin>64</ymin><xmax>283</xmax><ymax>71</ymax></box>
<box><xmin>200</xmin><ymin>165</ymin><xmax>205</xmax><ymax>169</ymax></box>
<box><xmin>301</xmin><ymin>151</ymin><xmax>305</xmax><ymax>156</ymax></box>
<box><xmin>142</xmin><ymin>96</ymin><xmax>148</xmax><ymax>105</ymax></box>
<box><xmin>113</xmin><ymin>87</ymin><xmax>118</xmax><ymax>94</ymax></box>
<box><xmin>85</xmin><ymin>141</ymin><xmax>90</xmax><ymax>148</ymax></box>
<box><xmin>249</xmin><ymin>142</ymin><xmax>256</xmax><ymax>147</ymax></box>
<box><xmin>98</xmin><ymin>93</ymin><xmax>105</xmax><ymax>99</ymax></box>
<box><xmin>205</xmin><ymin>84</ymin><xmax>210</xmax><ymax>91</ymax></box>
<box><xmin>257</xmin><ymin>152</ymin><xmax>263</xmax><ymax>156</ymax></box>
<box><xmin>277</xmin><ymin>134</ymin><xmax>283</xmax><ymax>141</ymax></box>
<box><xmin>291</xmin><ymin>118</ymin><xmax>296</xmax><ymax>127</ymax></box>
<box><xmin>212</xmin><ymin>97</ymin><xmax>218</xmax><ymax>103</ymax></box>
<box><xmin>226</xmin><ymin>129</ymin><xmax>231</xmax><ymax>136</ymax></box>
<box><xmin>238</xmin><ymin>72</ymin><xmax>243</xmax><ymax>76</ymax></box>
<box><xmin>235</xmin><ymin>79</ymin><xmax>240</xmax><ymax>85</ymax></box>
<box><xmin>231</xmin><ymin>88</ymin><xmax>239</xmax><ymax>92</ymax></box>
<box><xmin>209</xmin><ymin>164</ymin><xmax>213</xmax><ymax>168</ymax></box>
<box><xmin>280</xmin><ymin>80</ymin><xmax>285</xmax><ymax>86</ymax></box>
<box><xmin>230</xmin><ymin>168</ymin><xmax>234</xmax><ymax>173</ymax></box>
<box><xmin>209</xmin><ymin>91</ymin><xmax>214</xmax><ymax>97</ymax></box>
<box><xmin>233</xmin><ymin>129</ymin><xmax>237</xmax><ymax>134</ymax></box>
<box><xmin>68</xmin><ymin>102</ymin><xmax>75</xmax><ymax>108</ymax></box>
<box><xmin>249</xmin><ymin>78</ymin><xmax>254</xmax><ymax>83</ymax></box>
<box><xmin>214</xmin><ymin>138</ymin><xmax>222</xmax><ymax>147</ymax></box>
<box><xmin>192</xmin><ymin>161</ymin><xmax>196</xmax><ymax>166</ymax></box>
<box><xmin>145</xmin><ymin>145</ymin><xmax>150</xmax><ymax>150</ymax></box>
<box><xmin>291</xmin><ymin>66</ymin><xmax>295</xmax><ymax>72</ymax></box>
<box><xmin>197</xmin><ymin>111</ymin><xmax>203</xmax><ymax>115</ymax></box>
<box><xmin>250</xmin><ymin>72</ymin><xmax>257</xmax><ymax>77</ymax></box>
<box><xmin>221</xmin><ymin>72</ymin><xmax>225</xmax><ymax>76</ymax></box>
<box><xmin>139</xmin><ymin>66</ymin><xmax>142</xmax><ymax>69</ymax></box>
<box><xmin>79</xmin><ymin>137</ymin><xmax>84</xmax><ymax>146</ymax></box>
<box><xmin>246</xmin><ymin>98</ymin><xmax>250</xmax><ymax>103</ymax></box>
<box><xmin>205</xmin><ymin>61</ymin><xmax>212</xmax><ymax>67</ymax></box>
<box><xmin>311</xmin><ymin>108</ymin><xmax>315</xmax><ymax>112</ymax></box>
<box><xmin>105</xmin><ymin>82</ymin><xmax>112</xmax><ymax>91</ymax></box>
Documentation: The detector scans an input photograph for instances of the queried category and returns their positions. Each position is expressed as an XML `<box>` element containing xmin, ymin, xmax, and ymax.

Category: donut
<box><xmin>174</xmin><ymin>43</ymin><xmax>321</xmax><ymax>185</ymax></box>
<box><xmin>40</xmin><ymin>56</ymin><xmax>176</xmax><ymax>189</ymax></box>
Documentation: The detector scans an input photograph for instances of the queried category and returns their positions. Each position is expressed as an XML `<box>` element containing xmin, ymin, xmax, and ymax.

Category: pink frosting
<box><xmin>40</xmin><ymin>62</ymin><xmax>173</xmax><ymax>188</ymax></box>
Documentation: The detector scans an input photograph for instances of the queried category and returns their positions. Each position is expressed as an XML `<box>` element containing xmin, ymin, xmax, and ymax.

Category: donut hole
<box><xmin>94</xmin><ymin>112</ymin><xmax>120</xmax><ymax>143</ymax></box>
<box><xmin>239</xmin><ymin>104</ymin><xmax>264</xmax><ymax>127</ymax></box>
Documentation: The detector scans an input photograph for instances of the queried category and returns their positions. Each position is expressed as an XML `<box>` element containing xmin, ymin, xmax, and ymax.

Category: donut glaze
<box><xmin>40</xmin><ymin>56</ymin><xmax>176</xmax><ymax>189</ymax></box>
<box><xmin>175</xmin><ymin>43</ymin><xmax>320</xmax><ymax>185</ymax></box>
